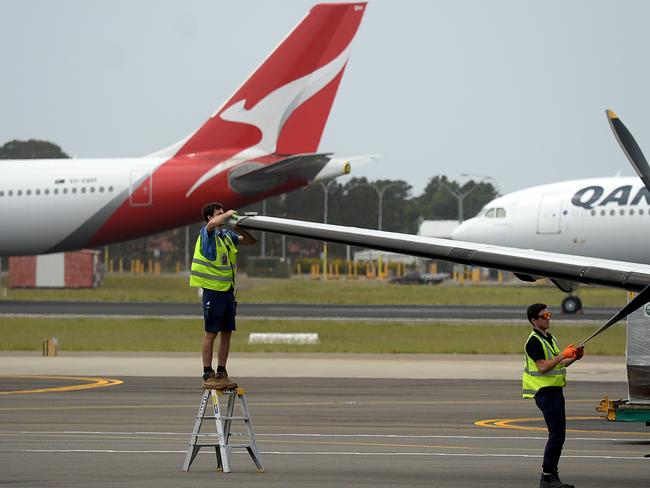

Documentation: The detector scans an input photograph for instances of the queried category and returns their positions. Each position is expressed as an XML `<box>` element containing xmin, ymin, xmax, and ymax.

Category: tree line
<box><xmin>1</xmin><ymin>139</ymin><xmax>497</xmax><ymax>265</ymax></box>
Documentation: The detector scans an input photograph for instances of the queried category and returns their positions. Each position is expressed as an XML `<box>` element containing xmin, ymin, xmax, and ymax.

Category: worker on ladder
<box><xmin>190</xmin><ymin>202</ymin><xmax>257</xmax><ymax>390</ymax></box>
<box><xmin>523</xmin><ymin>303</ymin><xmax>584</xmax><ymax>488</ymax></box>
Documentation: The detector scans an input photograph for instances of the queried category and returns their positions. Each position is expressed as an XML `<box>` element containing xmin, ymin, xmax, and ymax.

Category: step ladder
<box><xmin>182</xmin><ymin>387</ymin><xmax>264</xmax><ymax>473</ymax></box>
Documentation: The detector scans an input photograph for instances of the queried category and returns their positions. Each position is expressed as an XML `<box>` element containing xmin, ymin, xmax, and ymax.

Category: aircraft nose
<box><xmin>451</xmin><ymin>219</ymin><xmax>474</xmax><ymax>241</ymax></box>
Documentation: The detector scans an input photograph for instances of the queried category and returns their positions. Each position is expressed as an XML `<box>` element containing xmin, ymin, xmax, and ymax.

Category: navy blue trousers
<box><xmin>534</xmin><ymin>387</ymin><xmax>566</xmax><ymax>473</ymax></box>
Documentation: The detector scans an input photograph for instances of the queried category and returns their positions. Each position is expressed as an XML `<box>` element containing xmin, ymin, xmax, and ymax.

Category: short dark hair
<box><xmin>527</xmin><ymin>303</ymin><xmax>547</xmax><ymax>325</ymax></box>
<box><xmin>202</xmin><ymin>202</ymin><xmax>223</xmax><ymax>222</ymax></box>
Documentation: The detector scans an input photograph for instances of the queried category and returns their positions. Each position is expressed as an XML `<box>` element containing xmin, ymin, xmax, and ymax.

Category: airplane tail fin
<box><xmin>150</xmin><ymin>3</ymin><xmax>367</xmax><ymax>158</ymax></box>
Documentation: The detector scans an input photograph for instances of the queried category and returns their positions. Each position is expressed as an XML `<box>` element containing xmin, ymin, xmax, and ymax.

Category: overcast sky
<box><xmin>3</xmin><ymin>0</ymin><xmax>650</xmax><ymax>196</ymax></box>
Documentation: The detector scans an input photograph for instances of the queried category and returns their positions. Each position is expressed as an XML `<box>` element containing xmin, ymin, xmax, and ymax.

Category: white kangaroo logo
<box><xmin>185</xmin><ymin>44</ymin><xmax>352</xmax><ymax>197</ymax></box>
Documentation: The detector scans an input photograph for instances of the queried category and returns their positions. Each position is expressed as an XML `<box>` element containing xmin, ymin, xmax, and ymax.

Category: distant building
<box><xmin>418</xmin><ymin>220</ymin><xmax>460</xmax><ymax>239</ymax></box>
<box><xmin>9</xmin><ymin>250</ymin><xmax>102</xmax><ymax>288</ymax></box>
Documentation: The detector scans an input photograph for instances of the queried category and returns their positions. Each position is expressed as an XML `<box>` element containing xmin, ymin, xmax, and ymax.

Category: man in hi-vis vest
<box><xmin>523</xmin><ymin>303</ymin><xmax>584</xmax><ymax>488</ymax></box>
<box><xmin>190</xmin><ymin>202</ymin><xmax>257</xmax><ymax>390</ymax></box>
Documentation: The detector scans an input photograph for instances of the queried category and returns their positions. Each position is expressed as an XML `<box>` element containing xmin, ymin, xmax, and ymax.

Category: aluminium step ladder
<box><xmin>182</xmin><ymin>387</ymin><xmax>264</xmax><ymax>473</ymax></box>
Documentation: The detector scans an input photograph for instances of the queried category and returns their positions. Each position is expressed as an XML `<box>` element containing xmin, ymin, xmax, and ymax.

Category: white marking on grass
<box><xmin>248</xmin><ymin>333</ymin><xmax>319</xmax><ymax>344</ymax></box>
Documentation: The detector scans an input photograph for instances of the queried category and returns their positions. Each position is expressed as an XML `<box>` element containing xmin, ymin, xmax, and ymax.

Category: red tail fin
<box><xmin>161</xmin><ymin>3</ymin><xmax>367</xmax><ymax>158</ymax></box>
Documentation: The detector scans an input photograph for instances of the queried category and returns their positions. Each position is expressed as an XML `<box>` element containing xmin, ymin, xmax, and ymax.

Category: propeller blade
<box><xmin>606</xmin><ymin>109</ymin><xmax>650</xmax><ymax>191</ymax></box>
<box><xmin>578</xmin><ymin>283</ymin><xmax>650</xmax><ymax>347</ymax></box>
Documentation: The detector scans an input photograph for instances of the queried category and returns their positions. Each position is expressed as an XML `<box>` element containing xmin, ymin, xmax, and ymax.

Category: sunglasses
<box><xmin>537</xmin><ymin>311</ymin><xmax>552</xmax><ymax>320</ymax></box>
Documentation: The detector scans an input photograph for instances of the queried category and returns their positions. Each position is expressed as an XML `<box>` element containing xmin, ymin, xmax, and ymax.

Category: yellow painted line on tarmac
<box><xmin>0</xmin><ymin>375</ymin><xmax>123</xmax><ymax>395</ymax></box>
<box><xmin>475</xmin><ymin>416</ymin><xmax>650</xmax><ymax>436</ymax></box>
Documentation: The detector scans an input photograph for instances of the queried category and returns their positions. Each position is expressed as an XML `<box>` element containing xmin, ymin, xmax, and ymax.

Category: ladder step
<box><xmin>201</xmin><ymin>415</ymin><xmax>248</xmax><ymax>420</ymax></box>
<box><xmin>190</xmin><ymin>443</ymin><xmax>252</xmax><ymax>449</ymax></box>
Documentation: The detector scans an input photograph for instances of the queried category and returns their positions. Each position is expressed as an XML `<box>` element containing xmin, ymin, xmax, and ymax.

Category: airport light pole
<box><xmin>320</xmin><ymin>179</ymin><xmax>338</xmax><ymax>279</ymax></box>
<box><xmin>440</xmin><ymin>181</ymin><xmax>478</xmax><ymax>223</ymax></box>
<box><xmin>353</xmin><ymin>182</ymin><xmax>400</xmax><ymax>278</ymax></box>
<box><xmin>260</xmin><ymin>199</ymin><xmax>267</xmax><ymax>257</ymax></box>
<box><xmin>185</xmin><ymin>225</ymin><xmax>190</xmax><ymax>272</ymax></box>
<box><xmin>460</xmin><ymin>173</ymin><xmax>500</xmax><ymax>197</ymax></box>
<box><xmin>354</xmin><ymin>182</ymin><xmax>401</xmax><ymax>230</ymax></box>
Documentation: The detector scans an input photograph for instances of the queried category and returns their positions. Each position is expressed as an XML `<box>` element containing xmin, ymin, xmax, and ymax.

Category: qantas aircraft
<box><xmin>450</xmin><ymin>176</ymin><xmax>650</xmax><ymax>312</ymax></box>
<box><xmin>451</xmin><ymin>177</ymin><xmax>650</xmax><ymax>265</ymax></box>
<box><xmin>0</xmin><ymin>3</ymin><xmax>371</xmax><ymax>256</ymax></box>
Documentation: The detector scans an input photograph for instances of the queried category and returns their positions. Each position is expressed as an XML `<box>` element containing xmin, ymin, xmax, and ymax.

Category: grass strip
<box><xmin>0</xmin><ymin>317</ymin><xmax>625</xmax><ymax>355</ymax></box>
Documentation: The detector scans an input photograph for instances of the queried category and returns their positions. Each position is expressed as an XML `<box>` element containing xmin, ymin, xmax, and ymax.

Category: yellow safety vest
<box><xmin>522</xmin><ymin>330</ymin><xmax>566</xmax><ymax>398</ymax></box>
<box><xmin>189</xmin><ymin>231</ymin><xmax>237</xmax><ymax>291</ymax></box>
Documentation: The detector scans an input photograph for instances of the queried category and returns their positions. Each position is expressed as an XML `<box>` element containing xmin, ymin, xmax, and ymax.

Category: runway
<box><xmin>0</xmin><ymin>300</ymin><xmax>615</xmax><ymax>322</ymax></box>
<box><xmin>0</xmin><ymin>376</ymin><xmax>647</xmax><ymax>487</ymax></box>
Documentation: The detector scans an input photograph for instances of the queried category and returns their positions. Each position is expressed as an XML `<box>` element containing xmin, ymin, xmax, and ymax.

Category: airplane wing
<box><xmin>235</xmin><ymin>215</ymin><xmax>650</xmax><ymax>292</ymax></box>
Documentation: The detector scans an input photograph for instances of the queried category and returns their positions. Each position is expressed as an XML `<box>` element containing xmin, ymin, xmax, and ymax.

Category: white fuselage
<box><xmin>0</xmin><ymin>158</ymin><xmax>163</xmax><ymax>255</ymax></box>
<box><xmin>451</xmin><ymin>177</ymin><xmax>650</xmax><ymax>264</ymax></box>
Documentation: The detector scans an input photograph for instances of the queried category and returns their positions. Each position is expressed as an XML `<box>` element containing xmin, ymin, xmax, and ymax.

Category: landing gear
<box><xmin>561</xmin><ymin>295</ymin><xmax>582</xmax><ymax>314</ymax></box>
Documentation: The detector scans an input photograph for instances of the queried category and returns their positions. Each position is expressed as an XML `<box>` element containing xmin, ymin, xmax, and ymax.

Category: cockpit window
<box><xmin>485</xmin><ymin>208</ymin><xmax>495</xmax><ymax>218</ymax></box>
<box><xmin>496</xmin><ymin>208</ymin><xmax>506</xmax><ymax>218</ymax></box>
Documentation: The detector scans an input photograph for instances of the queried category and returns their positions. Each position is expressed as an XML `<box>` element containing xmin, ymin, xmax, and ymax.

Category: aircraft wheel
<box><xmin>561</xmin><ymin>296</ymin><xmax>582</xmax><ymax>314</ymax></box>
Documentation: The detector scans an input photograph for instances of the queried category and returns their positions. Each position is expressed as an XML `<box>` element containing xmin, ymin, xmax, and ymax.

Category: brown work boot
<box><xmin>215</xmin><ymin>370</ymin><xmax>238</xmax><ymax>390</ymax></box>
<box><xmin>203</xmin><ymin>370</ymin><xmax>238</xmax><ymax>390</ymax></box>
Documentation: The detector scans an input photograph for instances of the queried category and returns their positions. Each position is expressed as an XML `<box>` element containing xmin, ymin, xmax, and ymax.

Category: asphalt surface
<box><xmin>1</xmin><ymin>376</ymin><xmax>648</xmax><ymax>487</ymax></box>
<box><xmin>0</xmin><ymin>301</ymin><xmax>616</xmax><ymax>322</ymax></box>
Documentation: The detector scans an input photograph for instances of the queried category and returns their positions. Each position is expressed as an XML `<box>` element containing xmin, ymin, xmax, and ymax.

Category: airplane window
<box><xmin>496</xmin><ymin>208</ymin><xmax>506</xmax><ymax>218</ymax></box>
<box><xmin>90</xmin><ymin>187</ymin><xmax>95</xmax><ymax>193</ymax></box>
<box><xmin>0</xmin><ymin>191</ymin><xmax>3</xmax><ymax>197</ymax></box>
<box><xmin>591</xmin><ymin>210</ymin><xmax>596</xmax><ymax>216</ymax></box>
<box><xmin>600</xmin><ymin>210</ymin><xmax>605</xmax><ymax>216</ymax></box>
<box><xmin>81</xmin><ymin>187</ymin><xmax>86</xmax><ymax>194</ymax></box>
<box><xmin>485</xmin><ymin>208</ymin><xmax>495</xmax><ymax>218</ymax></box>
<box><xmin>17</xmin><ymin>190</ymin><xmax>22</xmax><ymax>196</ymax></box>
<box><xmin>54</xmin><ymin>189</ymin><xmax>59</xmax><ymax>195</ymax></box>
<box><xmin>44</xmin><ymin>189</ymin><xmax>49</xmax><ymax>195</ymax></box>
<box><xmin>108</xmin><ymin>186</ymin><xmax>114</xmax><ymax>192</ymax></box>
<box><xmin>8</xmin><ymin>190</ymin><xmax>13</xmax><ymax>196</ymax></box>
<box><xmin>72</xmin><ymin>188</ymin><xmax>77</xmax><ymax>193</ymax></box>
<box><xmin>630</xmin><ymin>209</ymin><xmax>635</xmax><ymax>216</ymax></box>
<box><xmin>63</xmin><ymin>188</ymin><xmax>68</xmax><ymax>194</ymax></box>
<box><xmin>610</xmin><ymin>209</ymin><xmax>615</xmax><ymax>216</ymax></box>
<box><xmin>640</xmin><ymin>209</ymin><xmax>645</xmax><ymax>215</ymax></box>
<box><xmin>620</xmin><ymin>209</ymin><xmax>625</xmax><ymax>215</ymax></box>
<box><xmin>99</xmin><ymin>186</ymin><xmax>104</xmax><ymax>193</ymax></box>
<box><xmin>36</xmin><ymin>189</ymin><xmax>41</xmax><ymax>195</ymax></box>
<box><xmin>26</xmin><ymin>189</ymin><xmax>31</xmax><ymax>196</ymax></box>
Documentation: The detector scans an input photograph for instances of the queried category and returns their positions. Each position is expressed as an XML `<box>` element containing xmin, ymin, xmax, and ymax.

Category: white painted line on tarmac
<box><xmin>0</xmin><ymin>449</ymin><xmax>646</xmax><ymax>460</ymax></box>
<box><xmin>3</xmin><ymin>431</ymin><xmax>649</xmax><ymax>442</ymax></box>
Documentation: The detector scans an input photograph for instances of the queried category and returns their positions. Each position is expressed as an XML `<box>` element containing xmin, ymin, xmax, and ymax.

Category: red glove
<box><xmin>575</xmin><ymin>346</ymin><xmax>584</xmax><ymax>360</ymax></box>
<box><xmin>562</xmin><ymin>344</ymin><xmax>577</xmax><ymax>359</ymax></box>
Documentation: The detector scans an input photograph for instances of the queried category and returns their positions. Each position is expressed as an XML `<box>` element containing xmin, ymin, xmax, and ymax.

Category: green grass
<box><xmin>0</xmin><ymin>317</ymin><xmax>626</xmax><ymax>355</ymax></box>
<box><xmin>0</xmin><ymin>274</ymin><xmax>627</xmax><ymax>306</ymax></box>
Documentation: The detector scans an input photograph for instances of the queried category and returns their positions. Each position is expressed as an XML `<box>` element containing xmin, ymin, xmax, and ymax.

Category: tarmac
<box><xmin>1</xmin><ymin>353</ymin><xmax>648</xmax><ymax>487</ymax></box>
<box><xmin>0</xmin><ymin>300</ymin><xmax>617</xmax><ymax>322</ymax></box>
